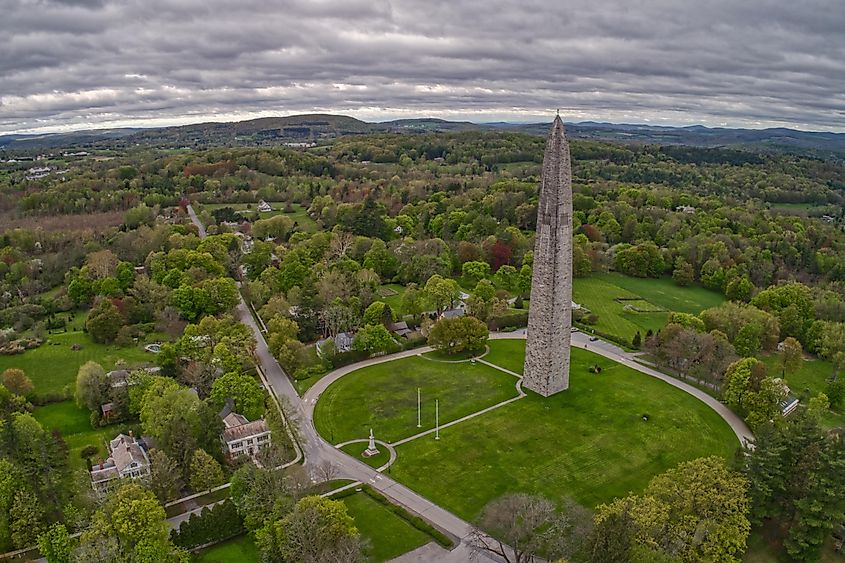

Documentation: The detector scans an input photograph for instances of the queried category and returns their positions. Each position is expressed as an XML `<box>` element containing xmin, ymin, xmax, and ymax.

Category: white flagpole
<box><xmin>417</xmin><ymin>388</ymin><xmax>421</xmax><ymax>428</ymax></box>
<box><xmin>435</xmin><ymin>399</ymin><xmax>440</xmax><ymax>440</ymax></box>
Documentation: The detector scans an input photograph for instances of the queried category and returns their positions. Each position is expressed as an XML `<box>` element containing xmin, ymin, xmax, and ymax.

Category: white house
<box><xmin>220</xmin><ymin>405</ymin><xmax>272</xmax><ymax>460</ymax></box>
<box><xmin>257</xmin><ymin>200</ymin><xmax>273</xmax><ymax>213</ymax></box>
<box><xmin>675</xmin><ymin>205</ymin><xmax>696</xmax><ymax>214</ymax></box>
<box><xmin>90</xmin><ymin>432</ymin><xmax>151</xmax><ymax>495</ymax></box>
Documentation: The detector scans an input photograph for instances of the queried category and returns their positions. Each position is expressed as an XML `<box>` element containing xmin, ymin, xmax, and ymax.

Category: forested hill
<box><xmin>2</xmin><ymin>113</ymin><xmax>845</xmax><ymax>159</ymax></box>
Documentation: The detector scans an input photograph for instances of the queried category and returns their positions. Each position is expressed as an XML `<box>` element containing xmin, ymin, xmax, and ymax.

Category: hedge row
<box><xmin>171</xmin><ymin>499</ymin><xmax>244</xmax><ymax>549</ymax></box>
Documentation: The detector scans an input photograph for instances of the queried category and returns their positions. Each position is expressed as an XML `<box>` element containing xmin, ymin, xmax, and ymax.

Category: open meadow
<box><xmin>316</xmin><ymin>339</ymin><xmax>738</xmax><ymax>522</ymax></box>
<box><xmin>0</xmin><ymin>331</ymin><xmax>157</xmax><ymax>398</ymax></box>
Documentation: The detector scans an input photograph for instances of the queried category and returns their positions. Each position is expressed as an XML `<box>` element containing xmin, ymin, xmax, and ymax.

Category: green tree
<box><xmin>400</xmin><ymin>284</ymin><xmax>424</xmax><ymax>321</ymax></box>
<box><xmin>75</xmin><ymin>361</ymin><xmax>109</xmax><ymax>412</ymax></box>
<box><xmin>492</xmin><ymin>265</ymin><xmax>518</xmax><ymax>292</ymax></box>
<box><xmin>461</xmin><ymin>261</ymin><xmax>491</xmax><ymax>283</ymax></box>
<box><xmin>76</xmin><ymin>482</ymin><xmax>185</xmax><ymax>562</ymax></box>
<box><xmin>85</xmin><ymin>298</ymin><xmax>124</xmax><ymax>344</ymax></box>
<box><xmin>362</xmin><ymin>301</ymin><xmax>392</xmax><ymax>327</ymax></box>
<box><xmin>352</xmin><ymin>324</ymin><xmax>394</xmax><ymax>355</ymax></box>
<box><xmin>210</xmin><ymin>372</ymin><xmax>265</xmax><ymax>421</ymax></box>
<box><xmin>672</xmin><ymin>258</ymin><xmax>695</xmax><ymax>287</ymax></box>
<box><xmin>148</xmin><ymin>449</ymin><xmax>183</xmax><ymax>503</ymax></box>
<box><xmin>784</xmin><ymin>429</ymin><xmax>845</xmax><ymax>560</ymax></box>
<box><xmin>230</xmin><ymin>463</ymin><xmax>292</xmax><ymax>532</ymax></box>
<box><xmin>725</xmin><ymin>276</ymin><xmax>754</xmax><ymax>302</ymax></box>
<box><xmin>777</xmin><ymin>336</ymin><xmax>803</xmax><ymax>377</ymax></box>
<box><xmin>257</xmin><ymin>495</ymin><xmax>363</xmax><ymax>563</ymax></box>
<box><xmin>595</xmin><ymin>457</ymin><xmax>749</xmax><ymax>562</ymax></box>
<box><xmin>9</xmin><ymin>489</ymin><xmax>44</xmax><ymax>549</ymax></box>
<box><xmin>37</xmin><ymin>523</ymin><xmax>73</xmax><ymax>563</ymax></box>
<box><xmin>189</xmin><ymin>449</ymin><xmax>225</xmax><ymax>493</ymax></box>
<box><xmin>667</xmin><ymin>312</ymin><xmax>705</xmax><ymax>332</ymax></box>
<box><xmin>428</xmin><ymin>316</ymin><xmax>489</xmax><ymax>355</ymax></box>
<box><xmin>362</xmin><ymin>239</ymin><xmax>398</xmax><ymax>280</ymax></box>
<box><xmin>423</xmin><ymin>274</ymin><xmax>461</xmax><ymax>313</ymax></box>
<box><xmin>734</xmin><ymin>322</ymin><xmax>763</xmax><ymax>356</ymax></box>
<box><xmin>723</xmin><ymin>357</ymin><xmax>760</xmax><ymax>414</ymax></box>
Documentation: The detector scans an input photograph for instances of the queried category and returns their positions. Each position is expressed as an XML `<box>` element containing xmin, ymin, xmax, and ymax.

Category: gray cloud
<box><xmin>1</xmin><ymin>0</ymin><xmax>844</xmax><ymax>133</ymax></box>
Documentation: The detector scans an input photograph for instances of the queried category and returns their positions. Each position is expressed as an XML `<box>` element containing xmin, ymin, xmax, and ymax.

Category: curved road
<box><xmin>186</xmin><ymin>205</ymin><xmax>753</xmax><ymax>560</ymax></box>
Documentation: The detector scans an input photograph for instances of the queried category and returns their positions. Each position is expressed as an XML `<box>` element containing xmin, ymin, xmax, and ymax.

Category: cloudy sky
<box><xmin>2</xmin><ymin>0</ymin><xmax>844</xmax><ymax>134</ymax></box>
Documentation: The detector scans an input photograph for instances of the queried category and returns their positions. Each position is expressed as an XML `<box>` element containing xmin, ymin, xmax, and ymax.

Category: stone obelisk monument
<box><xmin>522</xmin><ymin>114</ymin><xmax>572</xmax><ymax>396</ymax></box>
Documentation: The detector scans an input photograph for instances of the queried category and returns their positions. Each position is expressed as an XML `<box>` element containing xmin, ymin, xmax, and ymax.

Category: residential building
<box><xmin>315</xmin><ymin>331</ymin><xmax>354</xmax><ymax>356</ymax></box>
<box><xmin>90</xmin><ymin>432</ymin><xmax>151</xmax><ymax>494</ymax></box>
<box><xmin>219</xmin><ymin>401</ymin><xmax>272</xmax><ymax>460</ymax></box>
<box><xmin>388</xmin><ymin>321</ymin><xmax>413</xmax><ymax>338</ymax></box>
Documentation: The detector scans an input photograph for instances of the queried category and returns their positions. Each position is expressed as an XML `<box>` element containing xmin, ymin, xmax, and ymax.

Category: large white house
<box><xmin>219</xmin><ymin>403</ymin><xmax>272</xmax><ymax>460</ymax></box>
<box><xmin>90</xmin><ymin>432</ymin><xmax>151</xmax><ymax>495</ymax></box>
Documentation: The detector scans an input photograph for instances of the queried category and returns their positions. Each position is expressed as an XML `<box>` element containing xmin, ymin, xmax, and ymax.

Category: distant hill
<box><xmin>2</xmin><ymin>113</ymin><xmax>844</xmax><ymax>159</ymax></box>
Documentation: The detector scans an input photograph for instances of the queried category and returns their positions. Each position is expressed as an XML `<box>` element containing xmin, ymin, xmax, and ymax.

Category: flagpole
<box><xmin>417</xmin><ymin>388</ymin><xmax>421</xmax><ymax>428</ymax></box>
<box><xmin>435</xmin><ymin>399</ymin><xmax>440</xmax><ymax>440</ymax></box>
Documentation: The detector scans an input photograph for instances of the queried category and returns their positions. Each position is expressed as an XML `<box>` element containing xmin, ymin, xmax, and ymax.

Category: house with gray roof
<box><xmin>219</xmin><ymin>403</ymin><xmax>271</xmax><ymax>461</ymax></box>
<box><xmin>90</xmin><ymin>432</ymin><xmax>151</xmax><ymax>495</ymax></box>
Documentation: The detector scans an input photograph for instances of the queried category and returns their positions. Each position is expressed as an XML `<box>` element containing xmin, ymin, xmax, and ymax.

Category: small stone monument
<box><xmin>363</xmin><ymin>428</ymin><xmax>380</xmax><ymax>457</ymax></box>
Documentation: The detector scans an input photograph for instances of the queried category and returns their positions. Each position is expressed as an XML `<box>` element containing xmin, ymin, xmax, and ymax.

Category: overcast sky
<box><xmin>2</xmin><ymin>0</ymin><xmax>844</xmax><ymax>134</ymax></box>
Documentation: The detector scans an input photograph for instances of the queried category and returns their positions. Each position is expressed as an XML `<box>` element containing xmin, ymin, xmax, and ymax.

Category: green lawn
<box><xmin>343</xmin><ymin>491</ymin><xmax>432</xmax><ymax>562</ymax></box>
<box><xmin>0</xmin><ymin>331</ymin><xmax>157</xmax><ymax>398</ymax></box>
<box><xmin>571</xmin><ymin>273</ymin><xmax>725</xmax><ymax>344</ymax></box>
<box><xmin>193</xmin><ymin>535</ymin><xmax>260</xmax><ymax>563</ymax></box>
<box><xmin>378</xmin><ymin>284</ymin><xmax>407</xmax><ymax>314</ymax></box>
<box><xmin>192</xmin><ymin>492</ymin><xmax>434</xmax><ymax>563</ymax></box>
<box><xmin>595</xmin><ymin>272</ymin><xmax>726</xmax><ymax>315</ymax></box>
<box><xmin>757</xmin><ymin>353</ymin><xmax>844</xmax><ymax>429</ymax></box>
<box><xmin>386</xmin><ymin>340</ymin><xmax>738</xmax><ymax>520</ymax></box>
<box><xmin>33</xmin><ymin>400</ymin><xmax>137</xmax><ymax>470</ymax></box>
<box><xmin>377</xmin><ymin>284</ymin><xmax>433</xmax><ymax>317</ymax></box>
<box><xmin>314</xmin><ymin>355</ymin><xmax>518</xmax><ymax>445</ymax></box>
<box><xmin>482</xmin><ymin>338</ymin><xmax>528</xmax><ymax>374</ymax></box>
<box><xmin>340</xmin><ymin>443</ymin><xmax>391</xmax><ymax>469</ymax></box>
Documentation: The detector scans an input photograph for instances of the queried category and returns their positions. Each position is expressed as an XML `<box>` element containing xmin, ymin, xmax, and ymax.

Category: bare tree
<box><xmin>316</xmin><ymin>460</ymin><xmax>339</xmax><ymax>483</ymax></box>
<box><xmin>469</xmin><ymin>493</ymin><xmax>592</xmax><ymax>563</ymax></box>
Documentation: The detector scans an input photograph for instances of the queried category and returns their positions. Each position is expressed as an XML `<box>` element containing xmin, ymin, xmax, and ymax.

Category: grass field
<box><xmin>385</xmin><ymin>339</ymin><xmax>738</xmax><ymax>520</ymax></box>
<box><xmin>201</xmin><ymin>202</ymin><xmax>317</xmax><ymax>233</ymax></box>
<box><xmin>314</xmin><ymin>355</ymin><xmax>518</xmax><ymax>445</ymax></box>
<box><xmin>0</xmin><ymin>331</ymin><xmax>157</xmax><ymax>398</ymax></box>
<box><xmin>757</xmin><ymin>353</ymin><xmax>844</xmax><ymax>429</ymax></box>
<box><xmin>343</xmin><ymin>491</ymin><xmax>432</xmax><ymax>561</ymax></box>
<box><xmin>377</xmin><ymin>283</ymin><xmax>435</xmax><ymax>317</ymax></box>
<box><xmin>33</xmin><ymin>401</ymin><xmax>137</xmax><ymax>470</ymax></box>
<box><xmin>193</xmin><ymin>535</ymin><xmax>260</xmax><ymax>563</ymax></box>
<box><xmin>572</xmin><ymin>273</ymin><xmax>725</xmax><ymax>344</ymax></box>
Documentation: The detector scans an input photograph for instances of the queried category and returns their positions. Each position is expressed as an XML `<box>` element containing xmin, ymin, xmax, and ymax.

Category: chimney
<box><xmin>128</xmin><ymin>430</ymin><xmax>133</xmax><ymax>438</ymax></box>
